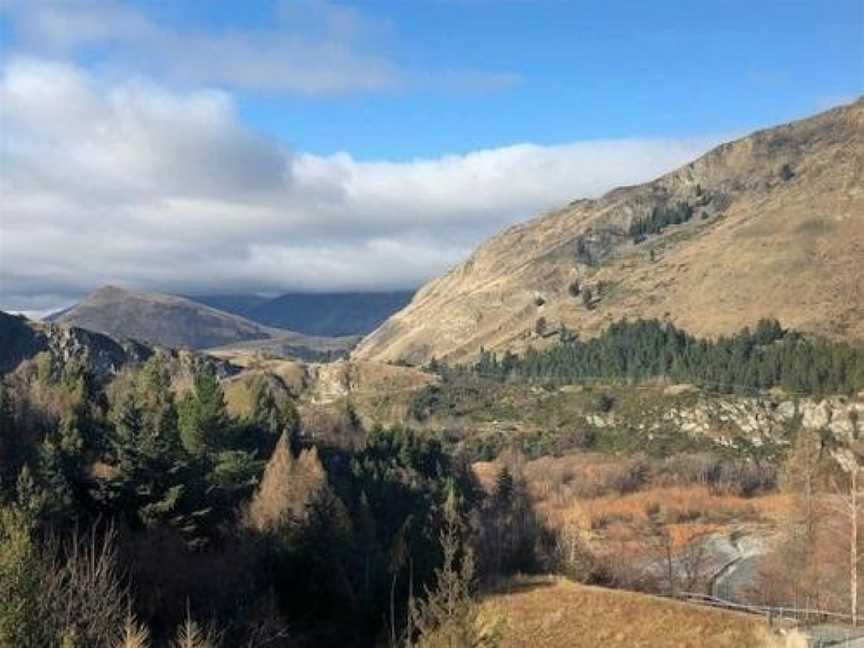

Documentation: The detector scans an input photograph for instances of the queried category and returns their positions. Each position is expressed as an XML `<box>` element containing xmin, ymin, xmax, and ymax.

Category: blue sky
<box><xmin>246</xmin><ymin>0</ymin><xmax>863</xmax><ymax>158</ymax></box>
<box><xmin>3</xmin><ymin>0</ymin><xmax>860</xmax><ymax>158</ymax></box>
<box><xmin>0</xmin><ymin>1</ymin><xmax>861</xmax><ymax>309</ymax></box>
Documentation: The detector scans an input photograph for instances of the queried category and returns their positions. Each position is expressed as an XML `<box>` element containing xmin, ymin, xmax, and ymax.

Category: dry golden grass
<box><xmin>476</xmin><ymin>454</ymin><xmax>793</xmax><ymax>553</ymax></box>
<box><xmin>482</xmin><ymin>576</ymin><xmax>777</xmax><ymax>648</ymax></box>
<box><xmin>354</xmin><ymin>99</ymin><xmax>864</xmax><ymax>365</ymax></box>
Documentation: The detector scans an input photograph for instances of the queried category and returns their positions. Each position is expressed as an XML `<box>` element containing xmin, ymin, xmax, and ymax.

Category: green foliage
<box><xmin>35</xmin><ymin>351</ymin><xmax>55</xmax><ymax>385</ymax></box>
<box><xmin>178</xmin><ymin>367</ymin><xmax>229</xmax><ymax>457</ymax></box>
<box><xmin>594</xmin><ymin>392</ymin><xmax>615</xmax><ymax>413</ymax></box>
<box><xmin>2</xmin><ymin>352</ymin><xmax>551</xmax><ymax>646</ymax></box>
<box><xmin>208</xmin><ymin>450</ymin><xmax>262</xmax><ymax>497</ymax></box>
<box><xmin>0</xmin><ymin>383</ymin><xmax>17</xmax><ymax>493</ymax></box>
<box><xmin>480</xmin><ymin>463</ymin><xmax>550</xmax><ymax>577</ymax></box>
<box><xmin>0</xmin><ymin>504</ymin><xmax>41</xmax><ymax>647</ymax></box>
<box><xmin>250</xmin><ymin>382</ymin><xmax>298</xmax><ymax>440</ymax></box>
<box><xmin>101</xmin><ymin>395</ymin><xmax>205</xmax><ymax>535</ymax></box>
<box><xmin>629</xmin><ymin>202</ymin><xmax>694</xmax><ymax>243</ymax></box>
<box><xmin>36</xmin><ymin>420</ymin><xmax>85</xmax><ymax>522</ymax></box>
<box><xmin>468</xmin><ymin>318</ymin><xmax>864</xmax><ymax>395</ymax></box>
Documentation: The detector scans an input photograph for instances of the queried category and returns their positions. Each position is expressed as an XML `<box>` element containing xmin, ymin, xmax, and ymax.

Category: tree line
<box><xmin>459</xmin><ymin>318</ymin><xmax>864</xmax><ymax>395</ymax></box>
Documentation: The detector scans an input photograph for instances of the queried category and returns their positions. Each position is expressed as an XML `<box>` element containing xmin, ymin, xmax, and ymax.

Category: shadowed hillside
<box><xmin>193</xmin><ymin>291</ymin><xmax>415</xmax><ymax>337</ymax></box>
<box><xmin>49</xmin><ymin>286</ymin><xmax>359</xmax><ymax>358</ymax></box>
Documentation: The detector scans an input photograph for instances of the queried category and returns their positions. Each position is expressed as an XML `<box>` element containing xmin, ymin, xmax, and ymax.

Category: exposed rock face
<box><xmin>584</xmin><ymin>391</ymin><xmax>864</xmax><ymax>451</ymax></box>
<box><xmin>0</xmin><ymin>310</ymin><xmax>151</xmax><ymax>377</ymax></box>
<box><xmin>1</xmin><ymin>310</ymin><xmax>240</xmax><ymax>384</ymax></box>
<box><xmin>354</xmin><ymin>99</ymin><xmax>864</xmax><ymax>364</ymax></box>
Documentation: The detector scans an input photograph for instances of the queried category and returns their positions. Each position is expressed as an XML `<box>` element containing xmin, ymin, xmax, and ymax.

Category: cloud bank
<box><xmin>0</xmin><ymin>58</ymin><xmax>719</xmax><ymax>311</ymax></box>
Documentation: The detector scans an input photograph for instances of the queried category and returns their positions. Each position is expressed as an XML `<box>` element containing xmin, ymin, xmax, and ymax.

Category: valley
<box><xmin>1</xmin><ymin>97</ymin><xmax>862</xmax><ymax>647</ymax></box>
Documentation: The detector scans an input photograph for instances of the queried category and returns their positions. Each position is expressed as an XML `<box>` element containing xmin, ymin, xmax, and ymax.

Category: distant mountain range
<box><xmin>189</xmin><ymin>291</ymin><xmax>414</xmax><ymax>337</ymax></box>
<box><xmin>41</xmin><ymin>285</ymin><xmax>410</xmax><ymax>359</ymax></box>
<box><xmin>44</xmin><ymin>286</ymin><xmax>357</xmax><ymax>358</ymax></box>
<box><xmin>48</xmin><ymin>286</ymin><xmax>280</xmax><ymax>350</ymax></box>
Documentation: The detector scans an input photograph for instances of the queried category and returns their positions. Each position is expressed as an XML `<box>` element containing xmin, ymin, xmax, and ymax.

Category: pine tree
<box><xmin>0</xmin><ymin>504</ymin><xmax>42</xmax><ymax>647</ymax></box>
<box><xmin>179</xmin><ymin>367</ymin><xmax>229</xmax><ymax>458</ymax></box>
<box><xmin>493</xmin><ymin>467</ymin><xmax>514</xmax><ymax>509</ymax></box>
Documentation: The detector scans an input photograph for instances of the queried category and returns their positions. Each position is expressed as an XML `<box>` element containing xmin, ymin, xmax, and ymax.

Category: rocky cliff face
<box><xmin>1</xmin><ymin>310</ymin><xmax>151</xmax><ymax>377</ymax></box>
<box><xmin>0</xmin><ymin>310</ymin><xmax>242</xmax><ymax>384</ymax></box>
<box><xmin>354</xmin><ymin>99</ymin><xmax>864</xmax><ymax>364</ymax></box>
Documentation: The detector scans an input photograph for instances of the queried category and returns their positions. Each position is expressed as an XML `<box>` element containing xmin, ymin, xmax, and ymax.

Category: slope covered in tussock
<box><xmin>354</xmin><ymin>99</ymin><xmax>864</xmax><ymax>364</ymax></box>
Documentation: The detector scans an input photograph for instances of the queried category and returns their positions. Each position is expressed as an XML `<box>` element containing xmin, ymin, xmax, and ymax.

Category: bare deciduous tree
<box><xmin>830</xmin><ymin>447</ymin><xmax>864</xmax><ymax>626</ymax></box>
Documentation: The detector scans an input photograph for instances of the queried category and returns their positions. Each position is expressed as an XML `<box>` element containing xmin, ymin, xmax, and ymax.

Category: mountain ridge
<box><xmin>353</xmin><ymin>98</ymin><xmax>864</xmax><ymax>364</ymax></box>
<box><xmin>48</xmin><ymin>286</ymin><xmax>357</xmax><ymax>359</ymax></box>
<box><xmin>190</xmin><ymin>290</ymin><xmax>414</xmax><ymax>337</ymax></box>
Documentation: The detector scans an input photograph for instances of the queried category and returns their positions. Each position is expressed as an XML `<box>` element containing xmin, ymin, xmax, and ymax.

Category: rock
<box><xmin>663</xmin><ymin>384</ymin><xmax>699</xmax><ymax>396</ymax></box>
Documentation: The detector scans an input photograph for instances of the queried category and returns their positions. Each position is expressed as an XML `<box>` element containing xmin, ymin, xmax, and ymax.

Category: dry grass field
<box><xmin>482</xmin><ymin>576</ymin><xmax>804</xmax><ymax>648</ymax></box>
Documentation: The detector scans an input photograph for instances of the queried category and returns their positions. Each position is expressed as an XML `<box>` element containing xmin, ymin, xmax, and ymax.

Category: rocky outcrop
<box><xmin>584</xmin><ymin>391</ymin><xmax>864</xmax><ymax>451</ymax></box>
<box><xmin>1</xmin><ymin>310</ymin><xmax>239</xmax><ymax>383</ymax></box>
<box><xmin>1</xmin><ymin>310</ymin><xmax>150</xmax><ymax>378</ymax></box>
<box><xmin>355</xmin><ymin>98</ymin><xmax>864</xmax><ymax>364</ymax></box>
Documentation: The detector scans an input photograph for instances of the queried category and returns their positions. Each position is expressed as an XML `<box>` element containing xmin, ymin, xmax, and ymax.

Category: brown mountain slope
<box><xmin>54</xmin><ymin>286</ymin><xmax>361</xmax><ymax>356</ymax></box>
<box><xmin>354</xmin><ymin>99</ymin><xmax>864</xmax><ymax>365</ymax></box>
<box><xmin>51</xmin><ymin>286</ymin><xmax>279</xmax><ymax>349</ymax></box>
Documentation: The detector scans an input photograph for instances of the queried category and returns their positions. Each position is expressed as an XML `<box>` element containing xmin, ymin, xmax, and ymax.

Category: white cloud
<box><xmin>0</xmin><ymin>59</ymin><xmax>719</xmax><ymax>310</ymax></box>
<box><xmin>0</xmin><ymin>0</ymin><xmax>517</xmax><ymax>95</ymax></box>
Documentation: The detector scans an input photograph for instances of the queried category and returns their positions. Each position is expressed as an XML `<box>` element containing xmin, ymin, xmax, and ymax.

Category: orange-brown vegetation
<box><xmin>475</xmin><ymin>451</ymin><xmax>792</xmax><ymax>595</ymax></box>
<box><xmin>245</xmin><ymin>432</ymin><xmax>328</xmax><ymax>532</ymax></box>
<box><xmin>481</xmin><ymin>576</ymin><xmax>796</xmax><ymax>648</ymax></box>
<box><xmin>476</xmin><ymin>453</ymin><xmax>790</xmax><ymax>548</ymax></box>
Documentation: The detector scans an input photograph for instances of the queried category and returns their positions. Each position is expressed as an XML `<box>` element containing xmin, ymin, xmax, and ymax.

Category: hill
<box><xmin>192</xmin><ymin>290</ymin><xmax>414</xmax><ymax>337</ymax></box>
<box><xmin>353</xmin><ymin>98</ymin><xmax>864</xmax><ymax>365</ymax></box>
<box><xmin>49</xmin><ymin>286</ymin><xmax>277</xmax><ymax>350</ymax></box>
<box><xmin>48</xmin><ymin>286</ymin><xmax>357</xmax><ymax>358</ymax></box>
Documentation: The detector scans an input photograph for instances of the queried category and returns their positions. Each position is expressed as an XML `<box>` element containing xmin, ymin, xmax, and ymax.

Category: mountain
<box><xmin>49</xmin><ymin>286</ymin><xmax>279</xmax><ymax>350</ymax></box>
<box><xmin>0</xmin><ymin>310</ymin><xmax>152</xmax><ymax>377</ymax></box>
<box><xmin>192</xmin><ymin>291</ymin><xmax>415</xmax><ymax>337</ymax></box>
<box><xmin>48</xmin><ymin>286</ymin><xmax>361</xmax><ymax>360</ymax></box>
<box><xmin>354</xmin><ymin>98</ymin><xmax>864</xmax><ymax>365</ymax></box>
<box><xmin>182</xmin><ymin>294</ymin><xmax>270</xmax><ymax>318</ymax></box>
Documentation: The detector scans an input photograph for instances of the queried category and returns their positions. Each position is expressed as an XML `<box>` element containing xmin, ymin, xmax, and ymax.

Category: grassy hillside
<box><xmin>482</xmin><ymin>577</ymin><xmax>795</xmax><ymax>648</ymax></box>
<box><xmin>51</xmin><ymin>286</ymin><xmax>358</xmax><ymax>358</ymax></box>
<box><xmin>354</xmin><ymin>98</ymin><xmax>864</xmax><ymax>364</ymax></box>
<box><xmin>52</xmin><ymin>286</ymin><xmax>278</xmax><ymax>349</ymax></box>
